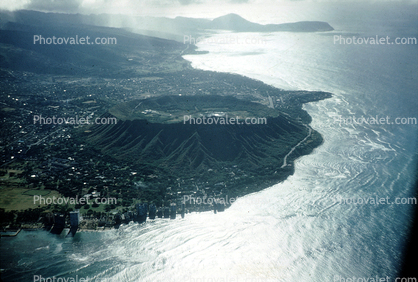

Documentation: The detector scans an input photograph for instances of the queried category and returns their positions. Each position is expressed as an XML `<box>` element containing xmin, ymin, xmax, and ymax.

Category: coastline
<box><xmin>1</xmin><ymin>21</ymin><xmax>332</xmax><ymax>234</ymax></box>
<box><xmin>0</xmin><ymin>74</ymin><xmax>331</xmax><ymax>237</ymax></box>
<box><xmin>2</xmin><ymin>7</ymin><xmax>417</xmax><ymax>282</ymax></box>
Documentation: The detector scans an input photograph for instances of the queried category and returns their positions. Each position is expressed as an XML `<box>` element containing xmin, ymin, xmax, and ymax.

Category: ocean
<box><xmin>1</xmin><ymin>3</ymin><xmax>417</xmax><ymax>282</ymax></box>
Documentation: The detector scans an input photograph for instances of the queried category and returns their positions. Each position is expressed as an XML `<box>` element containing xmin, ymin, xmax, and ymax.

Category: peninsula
<box><xmin>0</xmin><ymin>10</ymin><xmax>332</xmax><ymax>231</ymax></box>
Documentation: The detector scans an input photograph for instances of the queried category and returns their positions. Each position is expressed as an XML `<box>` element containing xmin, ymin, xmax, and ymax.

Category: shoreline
<box><xmin>1</xmin><ymin>86</ymin><xmax>331</xmax><ymax>235</ymax></box>
<box><xmin>1</xmin><ymin>24</ymin><xmax>332</xmax><ymax>233</ymax></box>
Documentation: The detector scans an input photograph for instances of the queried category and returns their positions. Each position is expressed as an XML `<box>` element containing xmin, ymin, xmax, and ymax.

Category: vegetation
<box><xmin>0</xmin><ymin>12</ymin><xmax>332</xmax><ymax>229</ymax></box>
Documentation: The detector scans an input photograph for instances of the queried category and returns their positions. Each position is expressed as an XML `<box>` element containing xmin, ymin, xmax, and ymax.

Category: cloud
<box><xmin>0</xmin><ymin>0</ymin><xmax>30</xmax><ymax>11</ymax></box>
<box><xmin>1</xmin><ymin>0</ymin><xmax>416</xmax><ymax>14</ymax></box>
<box><xmin>0</xmin><ymin>0</ymin><xmax>253</xmax><ymax>13</ymax></box>
<box><xmin>25</xmin><ymin>0</ymin><xmax>84</xmax><ymax>13</ymax></box>
<box><xmin>178</xmin><ymin>0</ymin><xmax>197</xmax><ymax>4</ymax></box>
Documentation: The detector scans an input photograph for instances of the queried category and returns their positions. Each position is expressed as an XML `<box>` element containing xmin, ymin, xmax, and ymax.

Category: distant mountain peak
<box><xmin>211</xmin><ymin>13</ymin><xmax>254</xmax><ymax>30</ymax></box>
<box><xmin>213</xmin><ymin>13</ymin><xmax>246</xmax><ymax>21</ymax></box>
<box><xmin>209</xmin><ymin>13</ymin><xmax>333</xmax><ymax>32</ymax></box>
<box><xmin>212</xmin><ymin>13</ymin><xmax>254</xmax><ymax>24</ymax></box>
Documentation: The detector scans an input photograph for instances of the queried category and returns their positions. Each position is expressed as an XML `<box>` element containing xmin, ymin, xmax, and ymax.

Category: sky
<box><xmin>1</xmin><ymin>0</ymin><xmax>417</xmax><ymax>18</ymax></box>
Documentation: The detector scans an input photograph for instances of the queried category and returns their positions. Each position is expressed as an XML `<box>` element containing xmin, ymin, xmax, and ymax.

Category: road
<box><xmin>281</xmin><ymin>124</ymin><xmax>312</xmax><ymax>168</ymax></box>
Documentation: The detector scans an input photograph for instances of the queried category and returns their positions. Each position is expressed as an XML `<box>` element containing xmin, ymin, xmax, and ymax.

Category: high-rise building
<box><xmin>68</xmin><ymin>210</ymin><xmax>81</xmax><ymax>236</ymax></box>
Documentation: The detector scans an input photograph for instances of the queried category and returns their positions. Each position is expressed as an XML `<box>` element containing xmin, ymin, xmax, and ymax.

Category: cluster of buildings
<box><xmin>45</xmin><ymin>210</ymin><xmax>82</xmax><ymax>236</ymax></box>
<box><xmin>45</xmin><ymin>199</ymin><xmax>228</xmax><ymax>236</ymax></box>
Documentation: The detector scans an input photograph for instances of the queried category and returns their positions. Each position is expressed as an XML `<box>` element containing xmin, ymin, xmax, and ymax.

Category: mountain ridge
<box><xmin>0</xmin><ymin>11</ymin><xmax>332</xmax><ymax>205</ymax></box>
<box><xmin>210</xmin><ymin>13</ymin><xmax>334</xmax><ymax>32</ymax></box>
<box><xmin>0</xmin><ymin>10</ymin><xmax>334</xmax><ymax>45</ymax></box>
<box><xmin>80</xmin><ymin>95</ymin><xmax>325</xmax><ymax>196</ymax></box>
